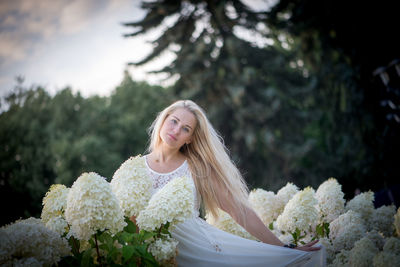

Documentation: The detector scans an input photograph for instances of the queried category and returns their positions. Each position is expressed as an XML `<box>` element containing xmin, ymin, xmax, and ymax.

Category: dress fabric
<box><xmin>144</xmin><ymin>156</ymin><xmax>326</xmax><ymax>267</ymax></box>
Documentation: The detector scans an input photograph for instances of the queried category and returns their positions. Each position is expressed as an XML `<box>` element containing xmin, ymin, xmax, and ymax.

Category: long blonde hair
<box><xmin>148</xmin><ymin>100</ymin><xmax>250</xmax><ymax>221</ymax></box>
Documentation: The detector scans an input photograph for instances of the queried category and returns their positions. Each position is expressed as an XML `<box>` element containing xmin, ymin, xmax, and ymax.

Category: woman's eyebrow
<box><xmin>172</xmin><ymin>115</ymin><xmax>193</xmax><ymax>129</ymax></box>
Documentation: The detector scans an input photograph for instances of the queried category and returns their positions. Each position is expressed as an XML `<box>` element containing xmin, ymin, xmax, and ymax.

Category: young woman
<box><xmin>141</xmin><ymin>100</ymin><xmax>325</xmax><ymax>266</ymax></box>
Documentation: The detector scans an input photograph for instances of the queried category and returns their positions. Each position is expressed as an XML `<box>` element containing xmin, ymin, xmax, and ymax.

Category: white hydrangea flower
<box><xmin>394</xmin><ymin>207</ymin><xmax>400</xmax><ymax>237</ymax></box>
<box><xmin>137</xmin><ymin>176</ymin><xmax>194</xmax><ymax>231</ymax></box>
<box><xmin>148</xmin><ymin>235</ymin><xmax>178</xmax><ymax>264</ymax></box>
<box><xmin>276</xmin><ymin>187</ymin><xmax>318</xmax><ymax>234</ymax></box>
<box><xmin>65</xmin><ymin>172</ymin><xmax>126</xmax><ymax>240</ymax></box>
<box><xmin>41</xmin><ymin>184</ymin><xmax>69</xmax><ymax>235</ymax></box>
<box><xmin>373</xmin><ymin>251</ymin><xmax>400</xmax><ymax>267</ymax></box>
<box><xmin>248</xmin><ymin>188</ymin><xmax>280</xmax><ymax>225</ymax></box>
<box><xmin>275</xmin><ymin>182</ymin><xmax>299</xmax><ymax>215</ymax></box>
<box><xmin>330</xmin><ymin>249</ymin><xmax>350</xmax><ymax>267</ymax></box>
<box><xmin>1</xmin><ymin>217</ymin><xmax>70</xmax><ymax>266</ymax></box>
<box><xmin>383</xmin><ymin>237</ymin><xmax>400</xmax><ymax>255</ymax></box>
<box><xmin>45</xmin><ymin>215</ymin><xmax>69</xmax><ymax>236</ymax></box>
<box><xmin>206</xmin><ymin>209</ymin><xmax>256</xmax><ymax>240</ymax></box>
<box><xmin>12</xmin><ymin>257</ymin><xmax>41</xmax><ymax>267</ymax></box>
<box><xmin>315</xmin><ymin>178</ymin><xmax>345</xmax><ymax>223</ymax></box>
<box><xmin>369</xmin><ymin>205</ymin><xmax>396</xmax><ymax>236</ymax></box>
<box><xmin>329</xmin><ymin>210</ymin><xmax>366</xmax><ymax>252</ymax></box>
<box><xmin>365</xmin><ymin>230</ymin><xmax>385</xmax><ymax>250</ymax></box>
<box><xmin>110</xmin><ymin>156</ymin><xmax>153</xmax><ymax>217</ymax></box>
<box><xmin>270</xmin><ymin>220</ymin><xmax>283</xmax><ymax>237</ymax></box>
<box><xmin>345</xmin><ymin>191</ymin><xmax>374</xmax><ymax>225</ymax></box>
<box><xmin>348</xmin><ymin>237</ymin><xmax>379</xmax><ymax>267</ymax></box>
<box><xmin>278</xmin><ymin>233</ymin><xmax>295</xmax><ymax>245</ymax></box>
<box><xmin>0</xmin><ymin>228</ymin><xmax>15</xmax><ymax>264</ymax></box>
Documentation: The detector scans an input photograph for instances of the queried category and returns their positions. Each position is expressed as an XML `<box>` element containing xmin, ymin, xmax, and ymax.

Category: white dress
<box><xmin>144</xmin><ymin>157</ymin><xmax>326</xmax><ymax>267</ymax></box>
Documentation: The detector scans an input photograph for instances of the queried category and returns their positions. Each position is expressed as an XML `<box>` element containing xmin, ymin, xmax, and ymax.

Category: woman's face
<box><xmin>160</xmin><ymin>108</ymin><xmax>197</xmax><ymax>149</ymax></box>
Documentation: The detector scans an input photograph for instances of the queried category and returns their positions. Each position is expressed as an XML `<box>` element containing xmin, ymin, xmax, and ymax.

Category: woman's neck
<box><xmin>151</xmin><ymin>145</ymin><xmax>185</xmax><ymax>164</ymax></box>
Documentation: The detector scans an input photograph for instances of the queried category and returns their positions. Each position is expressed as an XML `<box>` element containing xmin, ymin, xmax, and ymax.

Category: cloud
<box><xmin>0</xmin><ymin>0</ymin><xmax>112</xmax><ymax>68</ymax></box>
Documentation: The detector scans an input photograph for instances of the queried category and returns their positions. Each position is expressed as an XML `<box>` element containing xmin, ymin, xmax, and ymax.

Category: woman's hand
<box><xmin>294</xmin><ymin>240</ymin><xmax>321</xmax><ymax>251</ymax></box>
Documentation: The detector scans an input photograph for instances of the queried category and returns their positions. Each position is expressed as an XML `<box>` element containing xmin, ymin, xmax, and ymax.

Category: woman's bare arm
<box><xmin>216</xmin><ymin>186</ymin><xmax>320</xmax><ymax>251</ymax></box>
<box><xmin>218</xmin><ymin>196</ymin><xmax>284</xmax><ymax>246</ymax></box>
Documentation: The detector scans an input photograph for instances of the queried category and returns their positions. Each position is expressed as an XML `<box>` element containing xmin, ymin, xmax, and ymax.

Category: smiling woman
<box><xmin>130</xmin><ymin>99</ymin><xmax>326</xmax><ymax>266</ymax></box>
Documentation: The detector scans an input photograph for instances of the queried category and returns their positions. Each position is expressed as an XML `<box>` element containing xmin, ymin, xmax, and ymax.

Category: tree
<box><xmin>265</xmin><ymin>0</ymin><xmax>400</xmax><ymax>196</ymax></box>
<box><xmin>123</xmin><ymin>0</ymin><xmax>339</xmax><ymax>191</ymax></box>
<box><xmin>0</xmin><ymin>73</ymin><xmax>173</xmax><ymax>225</ymax></box>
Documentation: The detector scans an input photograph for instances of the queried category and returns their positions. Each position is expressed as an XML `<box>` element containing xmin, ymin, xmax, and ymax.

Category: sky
<box><xmin>0</xmin><ymin>0</ymin><xmax>176</xmax><ymax>99</ymax></box>
<box><xmin>0</xmin><ymin>0</ymin><xmax>270</xmax><ymax>100</ymax></box>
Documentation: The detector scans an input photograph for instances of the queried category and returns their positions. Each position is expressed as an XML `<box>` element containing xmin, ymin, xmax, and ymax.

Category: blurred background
<box><xmin>1</xmin><ymin>0</ymin><xmax>399</xmax><ymax>226</ymax></box>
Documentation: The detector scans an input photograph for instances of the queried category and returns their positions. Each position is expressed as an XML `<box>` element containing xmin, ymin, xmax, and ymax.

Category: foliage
<box><xmin>123</xmin><ymin>0</ymin><xmax>400</xmax><ymax>200</ymax></box>
<box><xmin>0</xmin><ymin>73</ymin><xmax>172</xmax><ymax>226</ymax></box>
<box><xmin>124</xmin><ymin>0</ymin><xmax>327</xmax><ymax>191</ymax></box>
<box><xmin>264</xmin><ymin>0</ymin><xmax>400</xmax><ymax>194</ymax></box>
<box><xmin>58</xmin><ymin>218</ymin><xmax>161</xmax><ymax>267</ymax></box>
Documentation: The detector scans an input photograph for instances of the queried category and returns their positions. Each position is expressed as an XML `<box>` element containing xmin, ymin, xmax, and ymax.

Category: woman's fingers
<box><xmin>303</xmin><ymin>240</ymin><xmax>319</xmax><ymax>247</ymax></box>
<box><xmin>294</xmin><ymin>240</ymin><xmax>321</xmax><ymax>251</ymax></box>
<box><xmin>296</xmin><ymin>246</ymin><xmax>321</xmax><ymax>251</ymax></box>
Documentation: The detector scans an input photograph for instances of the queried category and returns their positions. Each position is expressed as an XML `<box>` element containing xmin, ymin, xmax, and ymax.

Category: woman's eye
<box><xmin>183</xmin><ymin>127</ymin><xmax>190</xmax><ymax>133</ymax></box>
<box><xmin>171</xmin><ymin>119</ymin><xmax>177</xmax><ymax>124</ymax></box>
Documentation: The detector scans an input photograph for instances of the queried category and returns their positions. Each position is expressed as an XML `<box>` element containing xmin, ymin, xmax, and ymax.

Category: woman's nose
<box><xmin>172</xmin><ymin>125</ymin><xmax>180</xmax><ymax>134</ymax></box>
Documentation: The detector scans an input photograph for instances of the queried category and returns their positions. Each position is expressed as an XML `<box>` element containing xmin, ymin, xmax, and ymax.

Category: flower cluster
<box><xmin>41</xmin><ymin>184</ymin><xmax>69</xmax><ymax>235</ymax></box>
<box><xmin>329</xmin><ymin>210</ymin><xmax>367</xmax><ymax>252</ymax></box>
<box><xmin>329</xmin><ymin>235</ymin><xmax>400</xmax><ymax>266</ymax></box>
<box><xmin>110</xmin><ymin>155</ymin><xmax>153</xmax><ymax>217</ymax></box>
<box><xmin>345</xmin><ymin>191</ymin><xmax>375</xmax><ymax>225</ymax></box>
<box><xmin>0</xmin><ymin>218</ymin><xmax>70</xmax><ymax>266</ymax></box>
<box><xmin>137</xmin><ymin>175</ymin><xmax>194</xmax><ymax>231</ymax></box>
<box><xmin>369</xmin><ymin>205</ymin><xmax>396</xmax><ymax>237</ymax></box>
<box><xmin>348</xmin><ymin>237</ymin><xmax>379</xmax><ymax>266</ymax></box>
<box><xmin>394</xmin><ymin>207</ymin><xmax>400</xmax><ymax>236</ymax></box>
<box><xmin>249</xmin><ymin>188</ymin><xmax>280</xmax><ymax>225</ymax></box>
<box><xmin>206</xmin><ymin>209</ymin><xmax>256</xmax><ymax>240</ymax></box>
<box><xmin>276</xmin><ymin>187</ymin><xmax>318</xmax><ymax>233</ymax></box>
<box><xmin>65</xmin><ymin>172</ymin><xmax>126</xmax><ymax>240</ymax></box>
<box><xmin>372</xmin><ymin>237</ymin><xmax>400</xmax><ymax>267</ymax></box>
<box><xmin>275</xmin><ymin>182</ymin><xmax>299</xmax><ymax>215</ymax></box>
<box><xmin>315</xmin><ymin>178</ymin><xmax>345</xmax><ymax>223</ymax></box>
<box><xmin>148</xmin><ymin>235</ymin><xmax>179</xmax><ymax>265</ymax></box>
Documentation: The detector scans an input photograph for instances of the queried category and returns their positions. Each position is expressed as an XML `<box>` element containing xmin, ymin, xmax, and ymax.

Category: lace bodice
<box><xmin>144</xmin><ymin>156</ymin><xmax>190</xmax><ymax>190</ymax></box>
<box><xmin>144</xmin><ymin>156</ymin><xmax>200</xmax><ymax>213</ymax></box>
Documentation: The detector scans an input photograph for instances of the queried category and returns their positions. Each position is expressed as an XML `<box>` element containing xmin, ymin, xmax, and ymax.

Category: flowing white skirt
<box><xmin>171</xmin><ymin>217</ymin><xmax>326</xmax><ymax>267</ymax></box>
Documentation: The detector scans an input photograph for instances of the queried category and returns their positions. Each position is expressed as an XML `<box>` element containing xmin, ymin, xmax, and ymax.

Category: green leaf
<box><xmin>124</xmin><ymin>218</ymin><xmax>137</xmax><ymax>234</ymax></box>
<box><xmin>121</xmin><ymin>231</ymin><xmax>134</xmax><ymax>243</ymax></box>
<box><xmin>109</xmin><ymin>246</ymin><xmax>121</xmax><ymax>262</ymax></box>
<box><xmin>122</xmin><ymin>245</ymin><xmax>135</xmax><ymax>262</ymax></box>
<box><xmin>324</xmin><ymin>222</ymin><xmax>330</xmax><ymax>238</ymax></box>
<box><xmin>81</xmin><ymin>248</ymin><xmax>93</xmax><ymax>267</ymax></box>
<box><xmin>268</xmin><ymin>222</ymin><xmax>274</xmax><ymax>230</ymax></box>
<box><xmin>140</xmin><ymin>230</ymin><xmax>156</xmax><ymax>241</ymax></box>
<box><xmin>68</xmin><ymin>236</ymin><xmax>80</xmax><ymax>256</ymax></box>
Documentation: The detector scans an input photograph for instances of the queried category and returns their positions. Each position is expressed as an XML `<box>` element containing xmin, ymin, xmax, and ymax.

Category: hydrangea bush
<box><xmin>0</xmin><ymin>218</ymin><xmax>70</xmax><ymax>266</ymax></box>
<box><xmin>2</xmin><ymin>158</ymin><xmax>400</xmax><ymax>267</ymax></box>
<box><xmin>208</xmin><ymin>177</ymin><xmax>400</xmax><ymax>266</ymax></box>
<box><xmin>1</xmin><ymin>157</ymin><xmax>189</xmax><ymax>266</ymax></box>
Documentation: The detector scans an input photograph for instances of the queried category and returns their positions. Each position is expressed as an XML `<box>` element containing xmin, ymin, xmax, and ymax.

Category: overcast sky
<box><xmin>0</xmin><ymin>0</ymin><xmax>270</xmax><ymax>100</ymax></box>
<box><xmin>0</xmin><ymin>0</ymin><xmax>176</xmax><ymax>99</ymax></box>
